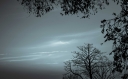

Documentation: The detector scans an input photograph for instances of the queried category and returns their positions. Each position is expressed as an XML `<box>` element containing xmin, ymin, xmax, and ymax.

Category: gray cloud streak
<box><xmin>0</xmin><ymin>51</ymin><xmax>69</xmax><ymax>62</ymax></box>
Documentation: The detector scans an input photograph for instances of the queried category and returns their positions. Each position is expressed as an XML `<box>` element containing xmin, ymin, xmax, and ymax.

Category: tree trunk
<box><xmin>88</xmin><ymin>44</ymin><xmax>93</xmax><ymax>79</ymax></box>
<box><xmin>89</xmin><ymin>60</ymin><xmax>93</xmax><ymax>79</ymax></box>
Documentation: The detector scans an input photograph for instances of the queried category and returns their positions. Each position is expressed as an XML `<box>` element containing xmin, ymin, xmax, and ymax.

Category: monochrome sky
<box><xmin>0</xmin><ymin>0</ymin><xmax>121</xmax><ymax>79</ymax></box>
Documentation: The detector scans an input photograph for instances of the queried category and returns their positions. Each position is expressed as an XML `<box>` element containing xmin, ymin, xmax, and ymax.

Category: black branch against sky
<box><xmin>63</xmin><ymin>44</ymin><xmax>115</xmax><ymax>79</ymax></box>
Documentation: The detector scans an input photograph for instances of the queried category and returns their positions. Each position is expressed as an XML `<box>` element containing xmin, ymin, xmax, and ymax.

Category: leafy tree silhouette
<box><xmin>17</xmin><ymin>0</ymin><xmax>110</xmax><ymax>17</ymax></box>
<box><xmin>63</xmin><ymin>44</ymin><xmax>115</xmax><ymax>79</ymax></box>
<box><xmin>17</xmin><ymin>0</ymin><xmax>128</xmax><ymax>76</ymax></box>
<box><xmin>17</xmin><ymin>0</ymin><xmax>61</xmax><ymax>17</ymax></box>
<box><xmin>100</xmin><ymin>2</ymin><xmax>128</xmax><ymax>74</ymax></box>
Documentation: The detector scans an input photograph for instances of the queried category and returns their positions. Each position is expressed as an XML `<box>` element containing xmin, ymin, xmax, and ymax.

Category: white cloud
<box><xmin>45</xmin><ymin>62</ymin><xmax>58</xmax><ymax>64</ymax></box>
<box><xmin>48</xmin><ymin>54</ymin><xmax>53</xmax><ymax>56</ymax></box>
<box><xmin>51</xmin><ymin>55</ymin><xmax>64</xmax><ymax>59</ymax></box>
<box><xmin>0</xmin><ymin>55</ymin><xmax>41</xmax><ymax>60</ymax></box>
<box><xmin>8</xmin><ymin>57</ymin><xmax>40</xmax><ymax>62</ymax></box>
<box><xmin>32</xmin><ymin>51</ymin><xmax>68</xmax><ymax>55</ymax></box>
<box><xmin>51</xmin><ymin>41</ymin><xmax>70</xmax><ymax>46</ymax></box>
<box><xmin>19</xmin><ymin>29</ymin><xmax>100</xmax><ymax>50</ymax></box>
<box><xmin>56</xmin><ymin>29</ymin><xmax>101</xmax><ymax>38</ymax></box>
<box><xmin>0</xmin><ymin>50</ymin><xmax>69</xmax><ymax>62</ymax></box>
<box><xmin>0</xmin><ymin>54</ymin><xmax>5</xmax><ymax>55</ymax></box>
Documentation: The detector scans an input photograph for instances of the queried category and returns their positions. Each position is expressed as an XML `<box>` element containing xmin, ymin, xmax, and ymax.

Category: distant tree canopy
<box><xmin>17</xmin><ymin>0</ymin><xmax>128</xmax><ymax>73</ymax></box>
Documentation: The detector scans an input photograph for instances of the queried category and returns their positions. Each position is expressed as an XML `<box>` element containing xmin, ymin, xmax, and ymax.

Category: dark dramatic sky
<box><xmin>0</xmin><ymin>0</ymin><xmax>121</xmax><ymax>79</ymax></box>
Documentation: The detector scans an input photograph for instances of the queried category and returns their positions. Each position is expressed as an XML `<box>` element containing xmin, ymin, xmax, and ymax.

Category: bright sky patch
<box><xmin>51</xmin><ymin>41</ymin><xmax>69</xmax><ymax>46</ymax></box>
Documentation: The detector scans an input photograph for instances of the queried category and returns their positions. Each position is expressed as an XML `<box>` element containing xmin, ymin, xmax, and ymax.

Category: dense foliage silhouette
<box><xmin>17</xmin><ymin>0</ymin><xmax>128</xmax><ymax>76</ymax></box>
<box><xmin>17</xmin><ymin>0</ymin><xmax>110</xmax><ymax>17</ymax></box>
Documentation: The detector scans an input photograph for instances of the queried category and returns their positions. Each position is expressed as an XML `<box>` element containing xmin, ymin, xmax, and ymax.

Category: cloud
<box><xmin>44</xmin><ymin>62</ymin><xmax>58</xmax><ymax>65</ymax></box>
<box><xmin>51</xmin><ymin>55</ymin><xmax>64</xmax><ymax>59</ymax></box>
<box><xmin>33</xmin><ymin>51</ymin><xmax>69</xmax><ymax>59</ymax></box>
<box><xmin>51</xmin><ymin>41</ymin><xmax>70</xmax><ymax>46</ymax></box>
<box><xmin>8</xmin><ymin>57</ymin><xmax>40</xmax><ymax>62</ymax></box>
<box><xmin>32</xmin><ymin>51</ymin><xmax>68</xmax><ymax>54</ymax></box>
<box><xmin>0</xmin><ymin>54</ymin><xmax>5</xmax><ymax>55</ymax></box>
<box><xmin>18</xmin><ymin>29</ymin><xmax>101</xmax><ymax>51</ymax></box>
<box><xmin>0</xmin><ymin>54</ymin><xmax>44</xmax><ymax>62</ymax></box>
<box><xmin>0</xmin><ymin>55</ymin><xmax>41</xmax><ymax>60</ymax></box>
<box><xmin>56</xmin><ymin>29</ymin><xmax>101</xmax><ymax>38</ymax></box>
<box><xmin>50</xmin><ymin>29</ymin><xmax>101</xmax><ymax>45</ymax></box>
<box><xmin>0</xmin><ymin>51</ymin><xmax>69</xmax><ymax>62</ymax></box>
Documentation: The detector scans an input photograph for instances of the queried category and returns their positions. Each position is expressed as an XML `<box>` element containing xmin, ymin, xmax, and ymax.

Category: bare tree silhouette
<box><xmin>62</xmin><ymin>73</ymin><xmax>79</xmax><ymax>79</ymax></box>
<box><xmin>93</xmin><ymin>56</ymin><xmax>115</xmax><ymax>79</ymax></box>
<box><xmin>63</xmin><ymin>44</ymin><xmax>115</xmax><ymax>79</ymax></box>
